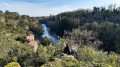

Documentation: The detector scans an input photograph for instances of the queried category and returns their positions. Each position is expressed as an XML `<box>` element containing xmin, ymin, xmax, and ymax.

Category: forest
<box><xmin>39</xmin><ymin>4</ymin><xmax>120</xmax><ymax>53</ymax></box>
<box><xmin>1</xmin><ymin>4</ymin><xmax>120</xmax><ymax>67</ymax></box>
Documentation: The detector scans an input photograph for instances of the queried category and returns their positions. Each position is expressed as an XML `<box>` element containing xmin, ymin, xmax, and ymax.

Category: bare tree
<box><xmin>64</xmin><ymin>27</ymin><xmax>102</xmax><ymax>49</ymax></box>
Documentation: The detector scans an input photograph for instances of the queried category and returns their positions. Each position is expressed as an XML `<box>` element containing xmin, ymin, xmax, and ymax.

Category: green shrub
<box><xmin>76</xmin><ymin>46</ymin><xmax>120</xmax><ymax>67</ymax></box>
<box><xmin>76</xmin><ymin>46</ymin><xmax>97</xmax><ymax>61</ymax></box>
<box><xmin>91</xmin><ymin>62</ymin><xmax>112</xmax><ymax>67</ymax></box>
<box><xmin>41</xmin><ymin>57</ymin><xmax>79</xmax><ymax>67</ymax></box>
<box><xmin>5</xmin><ymin>62</ymin><xmax>20</xmax><ymax>67</ymax></box>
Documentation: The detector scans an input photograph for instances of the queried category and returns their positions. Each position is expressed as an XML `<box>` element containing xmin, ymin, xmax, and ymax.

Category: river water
<box><xmin>41</xmin><ymin>24</ymin><xmax>58</xmax><ymax>44</ymax></box>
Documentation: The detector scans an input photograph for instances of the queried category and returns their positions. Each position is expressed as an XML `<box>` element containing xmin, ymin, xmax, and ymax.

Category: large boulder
<box><xmin>64</xmin><ymin>45</ymin><xmax>76</xmax><ymax>54</ymax></box>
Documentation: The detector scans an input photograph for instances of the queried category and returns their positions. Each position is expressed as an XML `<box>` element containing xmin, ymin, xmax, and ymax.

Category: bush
<box><xmin>76</xmin><ymin>46</ymin><xmax>97</xmax><ymax>61</ymax></box>
<box><xmin>55</xmin><ymin>38</ymin><xmax>66</xmax><ymax>55</ymax></box>
<box><xmin>37</xmin><ymin>45</ymin><xmax>55</xmax><ymax>65</ymax></box>
<box><xmin>76</xmin><ymin>46</ymin><xmax>120</xmax><ymax>67</ymax></box>
<box><xmin>41</xmin><ymin>57</ymin><xmax>79</xmax><ymax>67</ymax></box>
<box><xmin>5</xmin><ymin>62</ymin><xmax>21</xmax><ymax>67</ymax></box>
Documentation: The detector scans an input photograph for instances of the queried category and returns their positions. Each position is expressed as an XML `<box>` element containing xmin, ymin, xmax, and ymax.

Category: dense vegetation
<box><xmin>0</xmin><ymin>10</ymin><xmax>44</xmax><ymax>67</ymax></box>
<box><xmin>39</xmin><ymin>4</ymin><xmax>120</xmax><ymax>53</ymax></box>
<box><xmin>1</xmin><ymin>4</ymin><xmax>120</xmax><ymax>67</ymax></box>
<box><xmin>42</xmin><ymin>47</ymin><xmax>120</xmax><ymax>67</ymax></box>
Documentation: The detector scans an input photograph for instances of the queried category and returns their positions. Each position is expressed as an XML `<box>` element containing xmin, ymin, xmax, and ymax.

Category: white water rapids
<box><xmin>41</xmin><ymin>24</ymin><xmax>58</xmax><ymax>44</ymax></box>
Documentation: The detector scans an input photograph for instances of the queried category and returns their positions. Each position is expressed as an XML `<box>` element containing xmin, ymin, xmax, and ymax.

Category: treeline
<box><xmin>40</xmin><ymin>4</ymin><xmax>120</xmax><ymax>36</ymax></box>
<box><xmin>39</xmin><ymin>4</ymin><xmax>120</xmax><ymax>53</ymax></box>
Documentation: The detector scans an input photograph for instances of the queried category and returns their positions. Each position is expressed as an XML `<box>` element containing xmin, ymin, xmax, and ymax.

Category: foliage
<box><xmin>64</xmin><ymin>27</ymin><xmax>102</xmax><ymax>49</ymax></box>
<box><xmin>76</xmin><ymin>46</ymin><xmax>120</xmax><ymax>67</ymax></box>
<box><xmin>1</xmin><ymin>5</ymin><xmax>120</xmax><ymax>67</ymax></box>
<box><xmin>54</xmin><ymin>38</ymin><xmax>66</xmax><ymax>55</ymax></box>
<box><xmin>39</xmin><ymin>5</ymin><xmax>120</xmax><ymax>53</ymax></box>
<box><xmin>0</xmin><ymin>32</ymin><xmax>33</xmax><ymax>67</ymax></box>
<box><xmin>5</xmin><ymin>62</ymin><xmax>20</xmax><ymax>67</ymax></box>
<box><xmin>41</xmin><ymin>54</ymin><xmax>113</xmax><ymax>67</ymax></box>
<box><xmin>29</xmin><ymin>22</ymin><xmax>44</xmax><ymax>37</ymax></box>
<box><xmin>37</xmin><ymin>45</ymin><xmax>55</xmax><ymax>64</ymax></box>
<box><xmin>41</xmin><ymin>57</ymin><xmax>79</xmax><ymax>67</ymax></box>
<box><xmin>41</xmin><ymin>37</ymin><xmax>51</xmax><ymax>45</ymax></box>
<box><xmin>0</xmin><ymin>10</ymin><xmax>44</xmax><ymax>67</ymax></box>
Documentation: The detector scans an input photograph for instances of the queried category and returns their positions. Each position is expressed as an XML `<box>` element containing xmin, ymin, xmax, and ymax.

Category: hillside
<box><xmin>1</xmin><ymin>5</ymin><xmax>120</xmax><ymax>67</ymax></box>
<box><xmin>39</xmin><ymin>5</ymin><xmax>120</xmax><ymax>53</ymax></box>
<box><xmin>0</xmin><ymin>10</ymin><xmax>44</xmax><ymax>66</ymax></box>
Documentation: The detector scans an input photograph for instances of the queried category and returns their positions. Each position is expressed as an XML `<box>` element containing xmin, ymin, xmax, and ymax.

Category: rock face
<box><xmin>64</xmin><ymin>45</ymin><xmax>76</xmax><ymax>54</ymax></box>
<box><xmin>60</xmin><ymin>53</ymin><xmax>74</xmax><ymax>58</ymax></box>
<box><xmin>64</xmin><ymin>45</ymin><xmax>72</xmax><ymax>54</ymax></box>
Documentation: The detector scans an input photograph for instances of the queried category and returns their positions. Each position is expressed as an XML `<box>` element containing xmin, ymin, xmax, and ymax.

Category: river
<box><xmin>41</xmin><ymin>24</ymin><xmax>58</xmax><ymax>44</ymax></box>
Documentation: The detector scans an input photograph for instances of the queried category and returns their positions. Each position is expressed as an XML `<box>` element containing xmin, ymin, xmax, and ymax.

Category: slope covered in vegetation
<box><xmin>0</xmin><ymin>10</ymin><xmax>44</xmax><ymax>67</ymax></box>
<box><xmin>42</xmin><ymin>47</ymin><xmax>120</xmax><ymax>67</ymax></box>
<box><xmin>39</xmin><ymin>4</ymin><xmax>120</xmax><ymax>53</ymax></box>
<box><xmin>1</xmin><ymin>4</ymin><xmax>120</xmax><ymax>67</ymax></box>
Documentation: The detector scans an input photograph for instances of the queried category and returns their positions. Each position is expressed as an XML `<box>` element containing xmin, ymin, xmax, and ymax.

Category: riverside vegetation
<box><xmin>1</xmin><ymin>4</ymin><xmax>120</xmax><ymax>67</ymax></box>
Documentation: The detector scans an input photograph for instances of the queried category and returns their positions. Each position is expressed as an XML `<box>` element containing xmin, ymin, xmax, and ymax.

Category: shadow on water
<box><xmin>41</xmin><ymin>24</ymin><xmax>59</xmax><ymax>44</ymax></box>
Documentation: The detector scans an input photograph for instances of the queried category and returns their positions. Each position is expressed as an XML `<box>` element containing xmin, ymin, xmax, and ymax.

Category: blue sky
<box><xmin>0</xmin><ymin>0</ymin><xmax>120</xmax><ymax>16</ymax></box>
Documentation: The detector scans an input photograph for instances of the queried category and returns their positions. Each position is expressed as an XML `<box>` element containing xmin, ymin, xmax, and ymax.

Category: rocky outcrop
<box><xmin>63</xmin><ymin>45</ymin><xmax>77</xmax><ymax>54</ymax></box>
